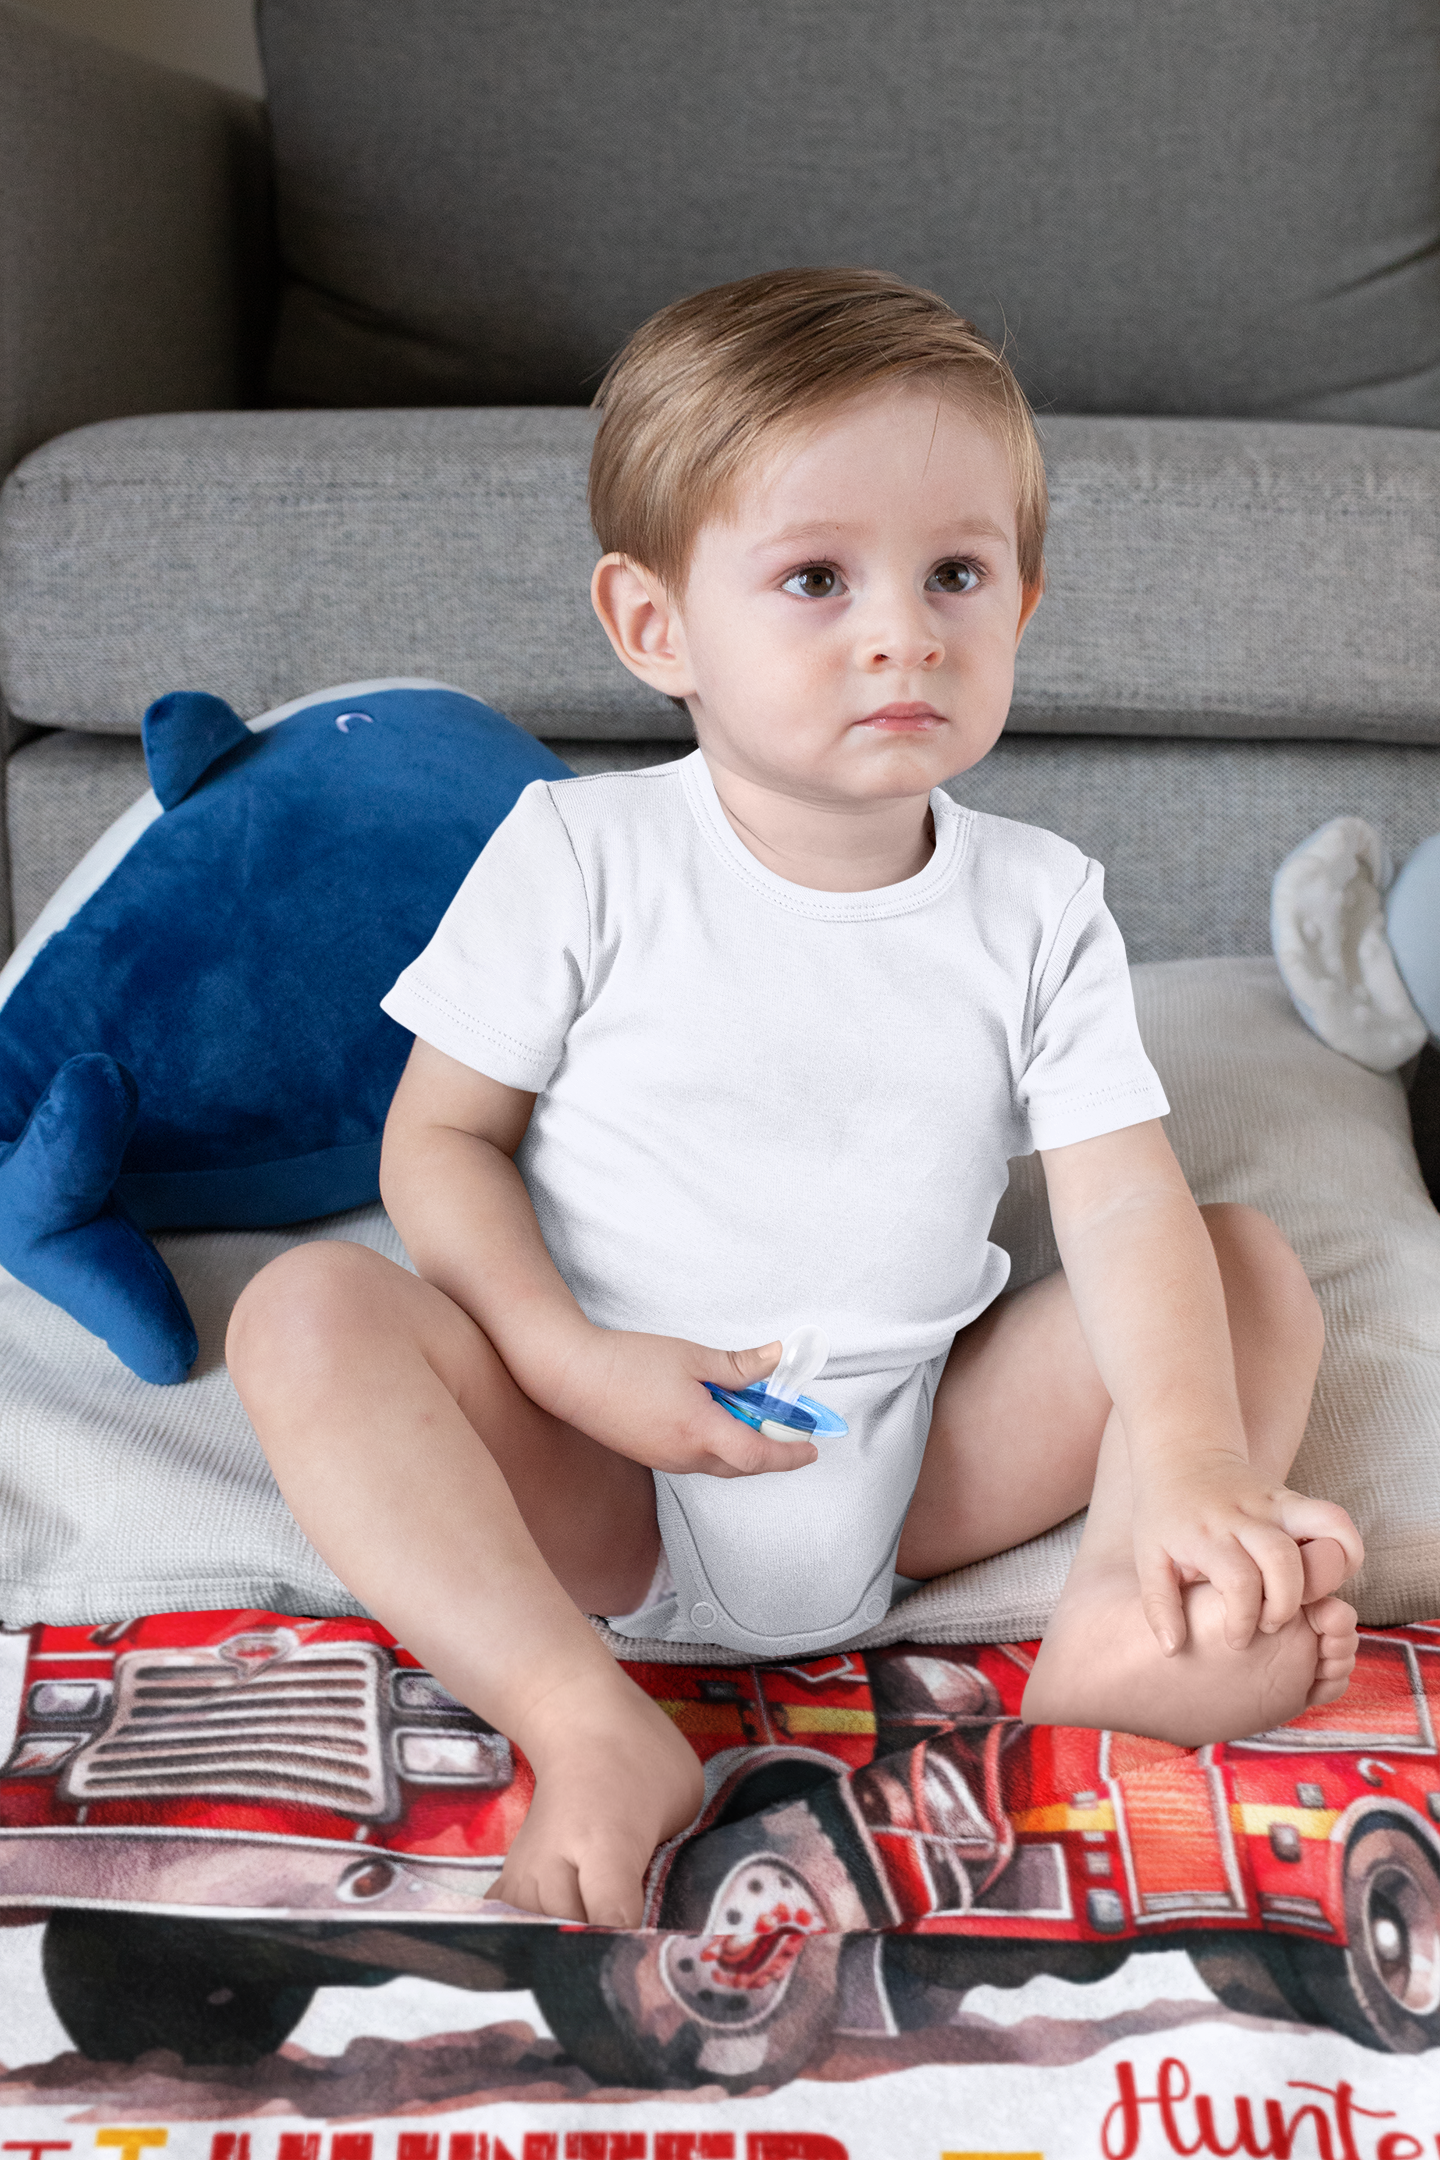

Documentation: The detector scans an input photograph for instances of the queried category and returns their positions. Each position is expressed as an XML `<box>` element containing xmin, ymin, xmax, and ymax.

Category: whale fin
<box><xmin>142</xmin><ymin>691</ymin><xmax>251</xmax><ymax>810</ymax></box>
<box><xmin>0</xmin><ymin>1054</ymin><xmax>198</xmax><ymax>1383</ymax></box>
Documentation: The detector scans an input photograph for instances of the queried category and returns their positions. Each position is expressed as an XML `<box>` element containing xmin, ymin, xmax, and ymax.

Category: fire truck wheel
<box><xmin>1282</xmin><ymin>1821</ymin><xmax>1440</xmax><ymax>2053</ymax></box>
<box><xmin>530</xmin><ymin>1927</ymin><xmax>843</xmax><ymax>2093</ymax></box>
<box><xmin>1187</xmin><ymin>1936</ymin><xmax>1317</xmax><ymax>2023</ymax></box>
<box><xmin>43</xmin><ymin>1910</ymin><xmax>319</xmax><ymax>2065</ymax></box>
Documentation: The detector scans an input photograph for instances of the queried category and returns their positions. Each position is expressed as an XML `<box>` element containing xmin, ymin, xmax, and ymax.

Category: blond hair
<box><xmin>588</xmin><ymin>266</ymin><xmax>1047</xmax><ymax>593</ymax></box>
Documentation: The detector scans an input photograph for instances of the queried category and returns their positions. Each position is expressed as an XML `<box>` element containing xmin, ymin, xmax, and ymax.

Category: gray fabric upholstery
<box><xmin>5</xmin><ymin>410</ymin><xmax>1438</xmax><ymax>744</ymax></box>
<box><xmin>1020</xmin><ymin>421</ymin><xmax>1440</xmax><ymax>742</ymax></box>
<box><xmin>258</xmin><ymin>0</ymin><xmax>1440</xmax><ymax>425</ymax></box>
<box><xmin>11</xmin><ymin>724</ymin><xmax>1440</xmax><ymax>969</ymax></box>
<box><xmin>7</xmin><ymin>730</ymin><xmax>151</xmax><ymax>944</ymax></box>
<box><xmin>0</xmin><ymin>410</ymin><xmax>664</xmax><ymax>741</ymax></box>
<box><xmin>0</xmin><ymin>1</ymin><xmax>271</xmax><ymax>487</ymax></box>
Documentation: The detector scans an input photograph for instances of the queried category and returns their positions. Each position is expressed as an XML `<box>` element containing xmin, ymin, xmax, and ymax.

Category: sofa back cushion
<box><xmin>6</xmin><ymin>410</ymin><xmax>1438</xmax><ymax>744</ymax></box>
<box><xmin>259</xmin><ymin>0</ymin><xmax>1440</xmax><ymax>426</ymax></box>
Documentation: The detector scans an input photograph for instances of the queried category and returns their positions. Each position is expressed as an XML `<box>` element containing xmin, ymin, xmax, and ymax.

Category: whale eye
<box><xmin>334</xmin><ymin>711</ymin><xmax>374</xmax><ymax>734</ymax></box>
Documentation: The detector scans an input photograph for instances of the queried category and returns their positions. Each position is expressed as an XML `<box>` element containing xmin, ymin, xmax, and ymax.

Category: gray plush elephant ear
<box><xmin>1271</xmin><ymin>815</ymin><xmax>1429</xmax><ymax>1072</ymax></box>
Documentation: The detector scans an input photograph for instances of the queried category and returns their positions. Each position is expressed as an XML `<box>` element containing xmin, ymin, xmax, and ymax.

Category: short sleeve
<box><xmin>1017</xmin><ymin>860</ymin><xmax>1170</xmax><ymax>1152</ymax></box>
<box><xmin>380</xmin><ymin>780</ymin><xmax>588</xmax><ymax>1091</ymax></box>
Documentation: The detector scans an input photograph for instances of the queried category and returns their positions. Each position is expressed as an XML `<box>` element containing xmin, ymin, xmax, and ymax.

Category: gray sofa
<box><xmin>0</xmin><ymin>0</ymin><xmax>1437</xmax><ymax>1643</ymax></box>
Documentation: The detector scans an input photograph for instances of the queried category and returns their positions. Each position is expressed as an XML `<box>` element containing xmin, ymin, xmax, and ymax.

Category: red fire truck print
<box><xmin>1</xmin><ymin>1610</ymin><xmax>1438</xmax><ymax>2089</ymax></box>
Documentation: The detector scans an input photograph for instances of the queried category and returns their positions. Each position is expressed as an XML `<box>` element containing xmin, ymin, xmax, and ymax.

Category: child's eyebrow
<box><xmin>749</xmin><ymin>516</ymin><xmax>1014</xmax><ymax>555</ymax></box>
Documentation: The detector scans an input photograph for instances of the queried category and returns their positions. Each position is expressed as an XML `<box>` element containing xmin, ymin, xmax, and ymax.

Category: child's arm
<box><xmin>1041</xmin><ymin>1119</ymin><xmax>1362</xmax><ymax>1655</ymax></box>
<box><xmin>379</xmin><ymin>1039</ymin><xmax>813</xmax><ymax>1478</ymax></box>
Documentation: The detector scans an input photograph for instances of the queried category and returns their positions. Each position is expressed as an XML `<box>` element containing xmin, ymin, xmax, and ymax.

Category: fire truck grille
<box><xmin>61</xmin><ymin>1641</ymin><xmax>395</xmax><ymax>1819</ymax></box>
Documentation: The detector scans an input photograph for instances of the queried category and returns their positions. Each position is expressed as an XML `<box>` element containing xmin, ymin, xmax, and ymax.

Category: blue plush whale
<box><xmin>0</xmin><ymin>680</ymin><xmax>568</xmax><ymax>1384</ymax></box>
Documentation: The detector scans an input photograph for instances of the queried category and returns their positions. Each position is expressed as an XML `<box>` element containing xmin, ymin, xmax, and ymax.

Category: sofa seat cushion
<box><xmin>257</xmin><ymin>0</ymin><xmax>1440</xmax><ymax>427</ymax></box>
<box><xmin>0</xmin><ymin>957</ymin><xmax>1435</xmax><ymax>1651</ymax></box>
<box><xmin>4</xmin><ymin>410</ymin><xmax>1439</xmax><ymax>745</ymax></box>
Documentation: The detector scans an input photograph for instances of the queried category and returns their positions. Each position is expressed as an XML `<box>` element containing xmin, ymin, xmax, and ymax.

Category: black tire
<box><xmin>1188</xmin><ymin>1936</ymin><xmax>1317</xmax><ymax>2025</ymax></box>
<box><xmin>43</xmin><ymin>1910</ymin><xmax>318</xmax><ymax>2065</ymax></box>
<box><xmin>1281</xmin><ymin>1821</ymin><xmax>1440</xmax><ymax>2053</ymax></box>
<box><xmin>531</xmin><ymin>1925</ymin><xmax>842</xmax><ymax>2093</ymax></box>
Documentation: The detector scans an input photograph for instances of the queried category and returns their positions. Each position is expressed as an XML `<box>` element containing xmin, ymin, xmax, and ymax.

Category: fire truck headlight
<box><xmin>392</xmin><ymin>1671</ymin><xmax>466</xmax><ymax>1713</ymax></box>
<box><xmin>1269</xmin><ymin>1823</ymin><xmax>1303</xmax><ymax>1862</ymax></box>
<box><xmin>1086</xmin><ymin>1888</ymin><xmax>1126</xmax><ymax>1932</ymax></box>
<box><xmin>396</xmin><ymin>1729</ymin><xmax>512</xmax><ymax>1784</ymax></box>
<box><xmin>9</xmin><ymin>1733</ymin><xmax>86</xmax><ymax>1774</ymax></box>
<box><xmin>29</xmin><ymin>1681</ymin><xmax>104</xmax><ymax>1719</ymax></box>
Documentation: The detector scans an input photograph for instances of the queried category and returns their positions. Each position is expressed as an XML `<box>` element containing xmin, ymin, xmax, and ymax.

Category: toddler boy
<box><xmin>229</xmin><ymin>268</ymin><xmax>1361</xmax><ymax>1929</ymax></box>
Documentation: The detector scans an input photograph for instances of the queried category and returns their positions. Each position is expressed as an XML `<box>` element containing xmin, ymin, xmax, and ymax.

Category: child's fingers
<box><xmin>691</xmin><ymin>1340</ymin><xmax>814</xmax><ymax>1476</ymax></box>
<box><xmin>1136</xmin><ymin>1550</ymin><xmax>1187</xmax><ymax>1657</ymax></box>
<box><xmin>704</xmin><ymin>1341</ymin><xmax>784</xmax><ymax>1390</ymax></box>
<box><xmin>496</xmin><ymin>1854</ymin><xmax>585</xmax><ymax>1924</ymax></box>
<box><xmin>703</xmin><ymin>1417</ymin><xmax>818</xmax><ymax>1477</ymax></box>
<box><xmin>1234</xmin><ymin>1521</ymin><xmax>1306</xmax><ymax>1634</ymax></box>
<box><xmin>576</xmin><ymin>1850</ymin><xmax>644</xmax><ymax>1929</ymax></box>
<box><xmin>1204</xmin><ymin>1542</ymin><xmax>1267</xmax><ymax>1650</ymax></box>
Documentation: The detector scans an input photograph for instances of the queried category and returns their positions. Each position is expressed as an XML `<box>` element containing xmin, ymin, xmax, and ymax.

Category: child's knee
<box><xmin>226</xmin><ymin>1239</ymin><xmax>387</xmax><ymax>1390</ymax></box>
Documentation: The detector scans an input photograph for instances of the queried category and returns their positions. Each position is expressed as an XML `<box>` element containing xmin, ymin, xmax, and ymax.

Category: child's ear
<box><xmin>1015</xmin><ymin>578</ymin><xmax>1044</xmax><ymax>647</ymax></box>
<box><xmin>590</xmin><ymin>554</ymin><xmax>697</xmax><ymax>699</ymax></box>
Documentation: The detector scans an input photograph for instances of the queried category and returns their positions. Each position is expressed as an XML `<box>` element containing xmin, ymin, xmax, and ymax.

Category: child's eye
<box><xmin>781</xmin><ymin>565</ymin><xmax>845</xmax><ymax>599</ymax></box>
<box><xmin>926</xmin><ymin>560</ymin><xmax>982</xmax><ymax>594</ymax></box>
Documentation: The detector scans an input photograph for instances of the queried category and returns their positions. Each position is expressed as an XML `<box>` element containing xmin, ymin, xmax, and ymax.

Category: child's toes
<box><xmin>1298</xmin><ymin>1537</ymin><xmax>1351</xmax><ymax>1602</ymax></box>
<box><xmin>1300</xmin><ymin>1594</ymin><xmax>1358</xmax><ymax>1709</ymax></box>
<box><xmin>1304</xmin><ymin>1593</ymin><xmax>1357</xmax><ymax>1650</ymax></box>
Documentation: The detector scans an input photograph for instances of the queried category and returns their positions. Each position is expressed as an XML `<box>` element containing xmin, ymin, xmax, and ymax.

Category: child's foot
<box><xmin>496</xmin><ymin>1666</ymin><xmax>704</xmax><ymax>1925</ymax></box>
<box><xmin>1021</xmin><ymin>1561</ymin><xmax>1355</xmax><ymax>1749</ymax></box>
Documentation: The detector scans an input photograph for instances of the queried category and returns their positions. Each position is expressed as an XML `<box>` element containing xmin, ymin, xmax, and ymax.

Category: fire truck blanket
<box><xmin>2</xmin><ymin>1608</ymin><xmax>1439</xmax><ymax>2156</ymax></box>
<box><xmin>0</xmin><ymin>682</ymin><xmax>567</xmax><ymax>1386</ymax></box>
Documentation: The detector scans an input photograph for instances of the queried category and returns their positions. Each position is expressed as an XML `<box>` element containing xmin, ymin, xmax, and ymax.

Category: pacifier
<box><xmin>705</xmin><ymin>1323</ymin><xmax>849</xmax><ymax>1441</ymax></box>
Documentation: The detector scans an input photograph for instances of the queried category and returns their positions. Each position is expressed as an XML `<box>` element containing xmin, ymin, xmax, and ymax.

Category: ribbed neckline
<box><xmin>679</xmin><ymin>749</ymin><xmax>968</xmax><ymax>922</ymax></box>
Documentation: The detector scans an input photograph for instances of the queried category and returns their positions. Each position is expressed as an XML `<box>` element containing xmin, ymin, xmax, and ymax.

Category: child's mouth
<box><xmin>858</xmin><ymin>703</ymin><xmax>946</xmax><ymax>731</ymax></box>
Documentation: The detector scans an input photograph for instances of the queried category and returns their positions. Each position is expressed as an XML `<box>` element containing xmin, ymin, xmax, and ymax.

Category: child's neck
<box><xmin>701</xmin><ymin>751</ymin><xmax>936</xmax><ymax>893</ymax></box>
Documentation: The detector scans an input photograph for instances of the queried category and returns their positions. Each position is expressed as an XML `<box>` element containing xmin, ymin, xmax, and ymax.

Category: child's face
<box><xmin>594</xmin><ymin>382</ymin><xmax>1041</xmax><ymax>806</ymax></box>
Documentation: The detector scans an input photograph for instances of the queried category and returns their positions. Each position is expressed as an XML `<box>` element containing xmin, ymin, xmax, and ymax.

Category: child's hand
<box><xmin>549</xmin><ymin>1328</ymin><xmax>818</xmax><ymax>1478</ymax></box>
<box><xmin>1131</xmin><ymin>1452</ymin><xmax>1363</xmax><ymax>1654</ymax></box>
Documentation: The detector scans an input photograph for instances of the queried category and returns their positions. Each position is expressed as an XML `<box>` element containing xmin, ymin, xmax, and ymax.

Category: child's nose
<box><xmin>861</xmin><ymin>616</ymin><xmax>944</xmax><ymax>670</ymax></box>
<box><xmin>857</xmin><ymin>585</ymin><xmax>945</xmax><ymax>670</ymax></box>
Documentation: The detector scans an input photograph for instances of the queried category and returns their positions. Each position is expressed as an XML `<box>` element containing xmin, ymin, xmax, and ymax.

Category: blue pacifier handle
<box><xmin>704</xmin><ymin>1326</ymin><xmax>848</xmax><ymax>1439</ymax></box>
<box><xmin>704</xmin><ymin>1381</ymin><xmax>817</xmax><ymax>1435</ymax></box>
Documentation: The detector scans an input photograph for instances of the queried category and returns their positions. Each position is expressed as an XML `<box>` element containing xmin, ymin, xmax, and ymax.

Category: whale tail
<box><xmin>0</xmin><ymin>1054</ymin><xmax>198</xmax><ymax>1383</ymax></box>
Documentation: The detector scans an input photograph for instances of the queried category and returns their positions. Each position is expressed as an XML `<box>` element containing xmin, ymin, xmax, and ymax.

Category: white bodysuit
<box><xmin>381</xmin><ymin>751</ymin><xmax>1169</xmax><ymax>1656</ymax></box>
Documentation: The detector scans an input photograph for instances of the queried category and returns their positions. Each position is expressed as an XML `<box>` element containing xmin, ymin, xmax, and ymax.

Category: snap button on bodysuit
<box><xmin>689</xmin><ymin>1601</ymin><xmax>717</xmax><ymax>1629</ymax></box>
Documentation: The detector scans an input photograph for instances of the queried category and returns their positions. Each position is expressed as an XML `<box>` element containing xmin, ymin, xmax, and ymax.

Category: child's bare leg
<box><xmin>226</xmin><ymin>1240</ymin><xmax>702</xmax><ymax>1924</ymax></box>
<box><xmin>900</xmin><ymin>1204</ymin><xmax>1358</xmax><ymax>1747</ymax></box>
